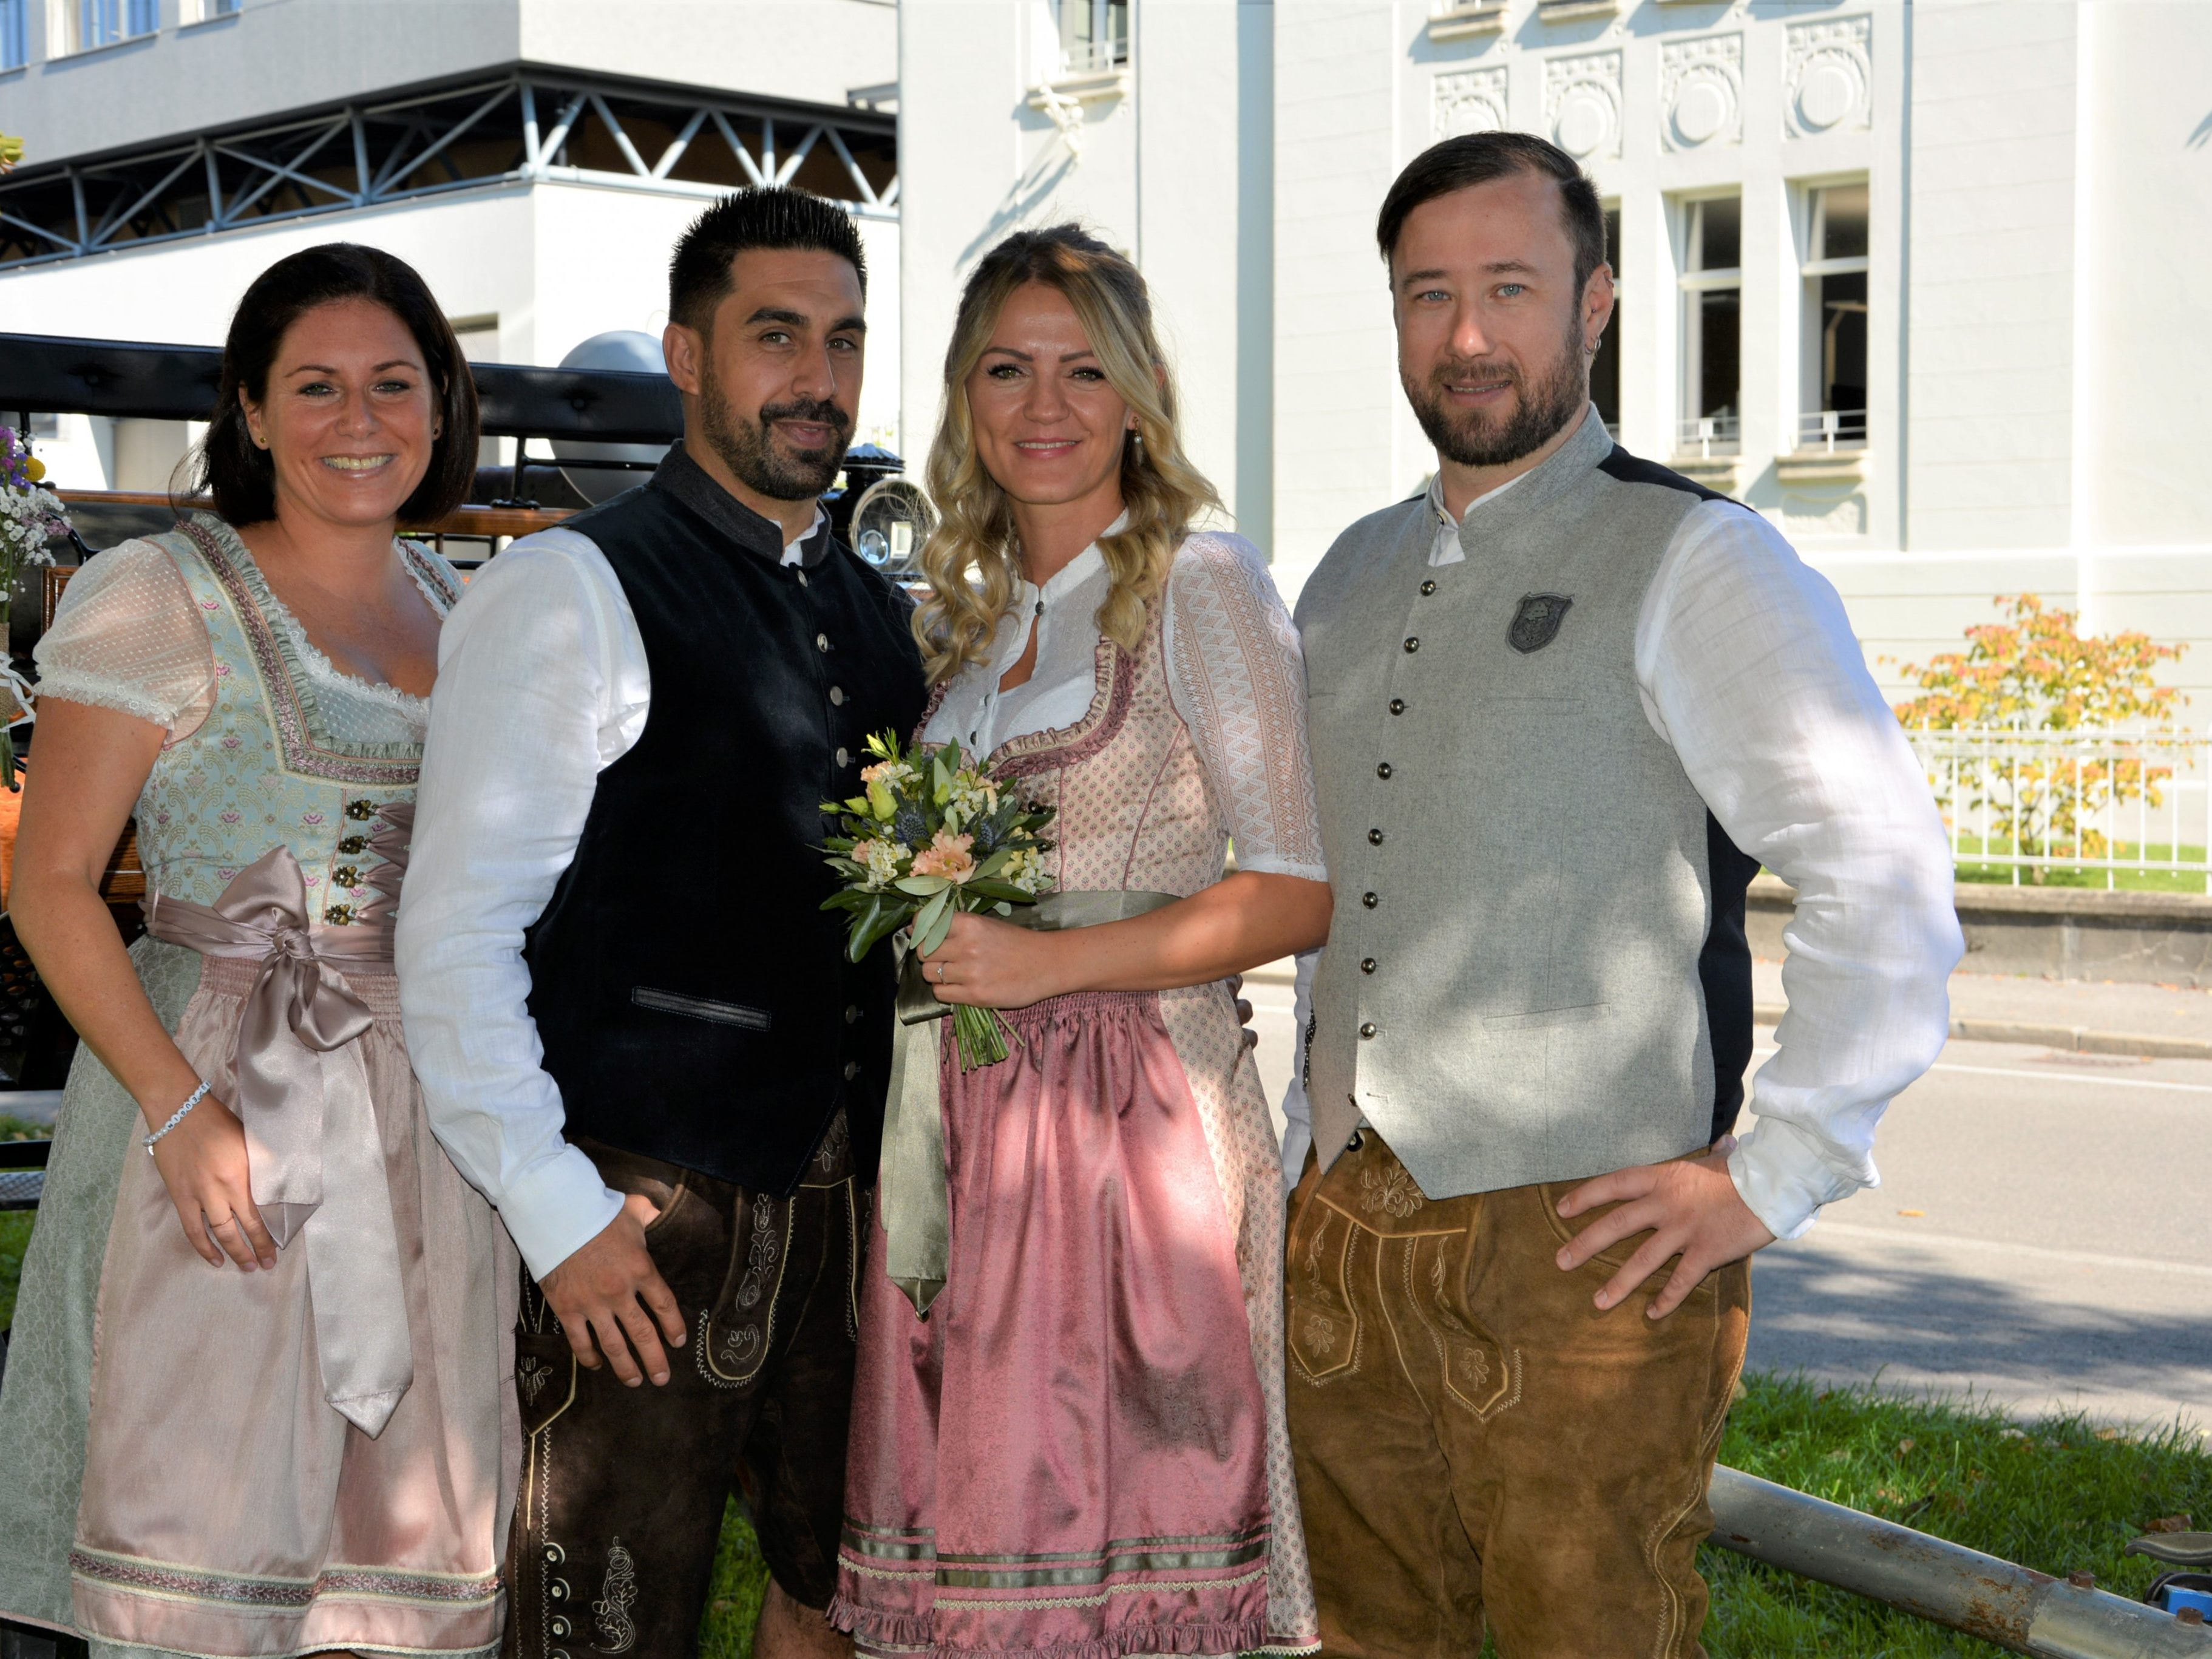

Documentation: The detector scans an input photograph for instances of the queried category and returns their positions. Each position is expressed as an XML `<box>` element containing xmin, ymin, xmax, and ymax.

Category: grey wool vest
<box><xmin>1294</xmin><ymin>409</ymin><xmax>1761</xmax><ymax>1199</ymax></box>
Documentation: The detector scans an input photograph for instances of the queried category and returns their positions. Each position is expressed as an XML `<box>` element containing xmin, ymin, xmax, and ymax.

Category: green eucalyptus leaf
<box><xmin>895</xmin><ymin>875</ymin><xmax>950</xmax><ymax>896</ymax></box>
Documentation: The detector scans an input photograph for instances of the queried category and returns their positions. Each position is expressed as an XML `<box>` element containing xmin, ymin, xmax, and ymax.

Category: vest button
<box><xmin>1362</xmin><ymin>892</ymin><xmax>1378</xmax><ymax>908</ymax></box>
<box><xmin>1360</xmin><ymin>957</ymin><xmax>1376</xmax><ymax>974</ymax></box>
<box><xmin>1376</xmin><ymin>762</ymin><xmax>1393</xmax><ymax>780</ymax></box>
<box><xmin>1420</xmin><ymin>580</ymin><xmax>1437</xmax><ymax>596</ymax></box>
<box><xmin>845</xmin><ymin>1005</ymin><xmax>861</xmax><ymax>1024</ymax></box>
<box><xmin>816</xmin><ymin>633</ymin><xmax>830</xmax><ymax>653</ymax></box>
<box><xmin>1359</xmin><ymin>1022</ymin><xmax>1377</xmax><ymax>1039</ymax></box>
<box><xmin>830</xmin><ymin>686</ymin><xmax>846</xmax><ymax>705</ymax></box>
<box><xmin>843</xmin><ymin>1060</ymin><xmax>860</xmax><ymax>1081</ymax></box>
<box><xmin>1389</xmin><ymin>699</ymin><xmax>1405</xmax><ymax>716</ymax></box>
<box><xmin>1403</xmin><ymin>637</ymin><xmax>1419</xmax><ymax>653</ymax></box>
<box><xmin>1367</xmin><ymin>829</ymin><xmax>1383</xmax><ymax>845</ymax></box>
<box><xmin>836</xmin><ymin>747</ymin><xmax>852</xmax><ymax>767</ymax></box>
<box><xmin>796</xmin><ymin>569</ymin><xmax>810</xmax><ymax>588</ymax></box>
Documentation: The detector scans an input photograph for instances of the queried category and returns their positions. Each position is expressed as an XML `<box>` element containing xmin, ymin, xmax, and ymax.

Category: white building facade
<box><xmin>897</xmin><ymin>0</ymin><xmax>2212</xmax><ymax>714</ymax></box>
<box><xmin>0</xmin><ymin>0</ymin><xmax>904</xmax><ymax>490</ymax></box>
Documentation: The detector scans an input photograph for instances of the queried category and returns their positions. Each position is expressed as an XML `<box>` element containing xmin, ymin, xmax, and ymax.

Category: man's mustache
<box><xmin>759</xmin><ymin>399</ymin><xmax>853</xmax><ymax>443</ymax></box>
<box><xmin>1427</xmin><ymin>358</ymin><xmax>1524</xmax><ymax>393</ymax></box>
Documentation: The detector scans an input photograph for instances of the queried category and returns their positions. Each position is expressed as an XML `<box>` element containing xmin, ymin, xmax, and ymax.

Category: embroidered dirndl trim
<box><xmin>70</xmin><ymin>1544</ymin><xmax>502</xmax><ymax>1609</ymax></box>
<box><xmin>175</xmin><ymin>515</ymin><xmax>429</xmax><ymax>786</ymax></box>
<box><xmin>990</xmin><ymin>633</ymin><xmax>1138</xmax><ymax>782</ymax></box>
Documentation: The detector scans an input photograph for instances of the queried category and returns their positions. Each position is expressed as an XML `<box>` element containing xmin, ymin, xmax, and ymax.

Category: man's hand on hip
<box><xmin>1553</xmin><ymin>1135</ymin><xmax>1776</xmax><ymax>1319</ymax></box>
<box><xmin>540</xmin><ymin>1192</ymin><xmax>688</xmax><ymax>1386</ymax></box>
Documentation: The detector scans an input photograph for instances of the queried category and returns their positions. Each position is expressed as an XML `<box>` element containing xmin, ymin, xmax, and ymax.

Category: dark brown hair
<box><xmin>185</xmin><ymin>243</ymin><xmax>479</xmax><ymax>526</ymax></box>
<box><xmin>668</xmin><ymin>186</ymin><xmax>867</xmax><ymax>335</ymax></box>
<box><xmin>1376</xmin><ymin>132</ymin><xmax>1607</xmax><ymax>300</ymax></box>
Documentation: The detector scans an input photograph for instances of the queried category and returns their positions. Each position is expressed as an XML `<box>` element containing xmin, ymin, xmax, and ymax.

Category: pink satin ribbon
<box><xmin>142</xmin><ymin>842</ymin><xmax>412</xmax><ymax>1436</ymax></box>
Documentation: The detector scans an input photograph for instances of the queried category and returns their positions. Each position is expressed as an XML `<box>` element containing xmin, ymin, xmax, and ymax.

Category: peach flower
<box><xmin>911</xmin><ymin>829</ymin><xmax>977</xmax><ymax>883</ymax></box>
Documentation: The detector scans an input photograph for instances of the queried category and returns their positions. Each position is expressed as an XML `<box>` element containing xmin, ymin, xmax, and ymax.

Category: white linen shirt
<box><xmin>1280</xmin><ymin>468</ymin><xmax>1961</xmax><ymax>1244</ymax></box>
<box><xmin>398</xmin><ymin>510</ymin><xmax>819</xmax><ymax>1280</ymax></box>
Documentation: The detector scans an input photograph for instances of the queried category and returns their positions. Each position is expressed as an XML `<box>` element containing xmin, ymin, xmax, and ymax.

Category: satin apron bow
<box><xmin>143</xmin><ymin>845</ymin><xmax>412</xmax><ymax>1435</ymax></box>
<box><xmin>880</xmin><ymin>889</ymin><xmax>1179</xmax><ymax>1317</ymax></box>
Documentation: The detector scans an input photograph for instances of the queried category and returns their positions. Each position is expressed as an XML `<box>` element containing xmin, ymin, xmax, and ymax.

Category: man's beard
<box><xmin>1404</xmin><ymin>315</ymin><xmax>1587</xmax><ymax>469</ymax></box>
<box><xmin>698</xmin><ymin>371</ymin><xmax>852</xmax><ymax>501</ymax></box>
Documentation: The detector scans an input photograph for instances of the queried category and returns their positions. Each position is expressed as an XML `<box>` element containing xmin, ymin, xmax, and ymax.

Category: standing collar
<box><xmin>1453</xmin><ymin>403</ymin><xmax>1613</xmax><ymax>537</ymax></box>
<box><xmin>648</xmin><ymin>441</ymin><xmax>834</xmax><ymax>569</ymax></box>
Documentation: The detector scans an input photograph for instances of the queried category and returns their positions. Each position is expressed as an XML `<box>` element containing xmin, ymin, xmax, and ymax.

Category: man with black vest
<box><xmin>399</xmin><ymin>188</ymin><xmax>923</xmax><ymax>1659</ymax></box>
<box><xmin>1281</xmin><ymin>134</ymin><xmax>1962</xmax><ymax>1658</ymax></box>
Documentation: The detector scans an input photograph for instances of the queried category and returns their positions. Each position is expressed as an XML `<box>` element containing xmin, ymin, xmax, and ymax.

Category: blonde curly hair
<box><xmin>912</xmin><ymin>225</ymin><xmax>1222</xmax><ymax>686</ymax></box>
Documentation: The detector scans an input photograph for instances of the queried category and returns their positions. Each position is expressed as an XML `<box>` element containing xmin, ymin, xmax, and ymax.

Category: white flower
<box><xmin>945</xmin><ymin>775</ymin><xmax>999</xmax><ymax>833</ymax></box>
<box><xmin>852</xmin><ymin>838</ymin><xmax>903</xmax><ymax>891</ymax></box>
<box><xmin>1001</xmin><ymin>846</ymin><xmax>1045</xmax><ymax>895</ymax></box>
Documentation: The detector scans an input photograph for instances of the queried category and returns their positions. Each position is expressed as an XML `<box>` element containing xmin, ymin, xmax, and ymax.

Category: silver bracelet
<box><xmin>143</xmin><ymin>1079</ymin><xmax>213</xmax><ymax>1156</ymax></box>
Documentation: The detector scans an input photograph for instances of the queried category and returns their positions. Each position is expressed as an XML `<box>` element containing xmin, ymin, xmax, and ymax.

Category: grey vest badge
<box><xmin>1508</xmin><ymin>592</ymin><xmax>1573</xmax><ymax>653</ymax></box>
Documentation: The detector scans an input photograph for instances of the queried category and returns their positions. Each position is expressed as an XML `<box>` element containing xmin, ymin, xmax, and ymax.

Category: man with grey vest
<box><xmin>1281</xmin><ymin>132</ymin><xmax>1961</xmax><ymax>1658</ymax></box>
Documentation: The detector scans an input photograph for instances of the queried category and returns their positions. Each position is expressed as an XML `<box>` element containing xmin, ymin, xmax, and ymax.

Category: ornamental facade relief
<box><xmin>1433</xmin><ymin>66</ymin><xmax>1510</xmax><ymax>141</ymax></box>
<box><xmin>1784</xmin><ymin>14</ymin><xmax>1873</xmax><ymax>139</ymax></box>
<box><xmin>1544</xmin><ymin>50</ymin><xmax>1623</xmax><ymax>161</ymax></box>
<box><xmin>1661</xmin><ymin>33</ymin><xmax>1744</xmax><ymax>152</ymax></box>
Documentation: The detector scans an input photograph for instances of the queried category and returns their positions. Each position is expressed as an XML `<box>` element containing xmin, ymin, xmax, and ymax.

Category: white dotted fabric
<box><xmin>34</xmin><ymin>537</ymin><xmax>448</xmax><ymax>749</ymax></box>
<box><xmin>1164</xmin><ymin>534</ymin><xmax>1328</xmax><ymax>884</ymax></box>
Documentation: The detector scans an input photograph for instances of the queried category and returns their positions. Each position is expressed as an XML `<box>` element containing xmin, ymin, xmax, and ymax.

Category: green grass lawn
<box><xmin>1949</xmin><ymin>833</ymin><xmax>2211</xmax><ymax>894</ymax></box>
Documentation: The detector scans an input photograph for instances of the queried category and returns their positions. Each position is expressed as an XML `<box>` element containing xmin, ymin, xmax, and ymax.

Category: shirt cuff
<box><xmin>497</xmin><ymin>1144</ymin><xmax>628</xmax><ymax>1281</ymax></box>
<box><xmin>1726</xmin><ymin>1114</ymin><xmax>1865</xmax><ymax>1242</ymax></box>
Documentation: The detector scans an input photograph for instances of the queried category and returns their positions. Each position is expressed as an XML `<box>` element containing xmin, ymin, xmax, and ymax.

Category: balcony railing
<box><xmin>1797</xmin><ymin>408</ymin><xmax>1868</xmax><ymax>453</ymax></box>
<box><xmin>1057</xmin><ymin>37</ymin><xmax>1128</xmax><ymax>77</ymax></box>
<box><xmin>1674</xmin><ymin>415</ymin><xmax>1741</xmax><ymax>459</ymax></box>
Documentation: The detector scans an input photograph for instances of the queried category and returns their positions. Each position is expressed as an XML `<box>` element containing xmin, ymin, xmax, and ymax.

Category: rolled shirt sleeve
<box><xmin>1635</xmin><ymin>501</ymin><xmax>1964</xmax><ymax>1241</ymax></box>
<box><xmin>397</xmin><ymin>531</ymin><xmax>646</xmax><ymax>1279</ymax></box>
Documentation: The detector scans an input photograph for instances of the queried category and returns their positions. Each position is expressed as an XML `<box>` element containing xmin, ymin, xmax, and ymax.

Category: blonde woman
<box><xmin>832</xmin><ymin>225</ymin><xmax>1328</xmax><ymax>1659</ymax></box>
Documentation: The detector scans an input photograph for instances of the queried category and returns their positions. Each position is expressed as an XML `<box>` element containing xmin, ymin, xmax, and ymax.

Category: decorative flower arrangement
<box><xmin>0</xmin><ymin>426</ymin><xmax>66</xmax><ymax>784</ymax></box>
<box><xmin>821</xmin><ymin>731</ymin><xmax>1056</xmax><ymax>1069</ymax></box>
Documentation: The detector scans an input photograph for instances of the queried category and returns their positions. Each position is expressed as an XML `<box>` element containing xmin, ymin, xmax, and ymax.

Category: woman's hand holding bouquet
<box><xmin>821</xmin><ymin>732</ymin><xmax>1055</xmax><ymax>1069</ymax></box>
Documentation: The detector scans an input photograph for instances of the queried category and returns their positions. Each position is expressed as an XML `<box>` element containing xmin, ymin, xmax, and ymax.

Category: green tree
<box><xmin>1889</xmin><ymin>595</ymin><xmax>2188</xmax><ymax>876</ymax></box>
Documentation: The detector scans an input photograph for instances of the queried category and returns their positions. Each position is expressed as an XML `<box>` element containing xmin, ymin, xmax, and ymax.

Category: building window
<box><xmin>186</xmin><ymin>0</ymin><xmax>240</xmax><ymax>19</ymax></box>
<box><xmin>1675</xmin><ymin>194</ymin><xmax>1741</xmax><ymax>456</ymax></box>
<box><xmin>1590</xmin><ymin>203</ymin><xmax>1621</xmax><ymax>436</ymax></box>
<box><xmin>1</xmin><ymin>0</ymin><xmax>25</xmax><ymax>69</ymax></box>
<box><xmin>1056</xmin><ymin>0</ymin><xmax>1127</xmax><ymax>76</ymax></box>
<box><xmin>54</xmin><ymin>0</ymin><xmax>157</xmax><ymax>54</ymax></box>
<box><xmin>1800</xmin><ymin>181</ymin><xmax>1868</xmax><ymax>451</ymax></box>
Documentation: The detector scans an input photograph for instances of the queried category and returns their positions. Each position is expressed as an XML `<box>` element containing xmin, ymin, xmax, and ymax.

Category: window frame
<box><xmin>1673</xmin><ymin>191</ymin><xmax>1745</xmax><ymax>457</ymax></box>
<box><xmin>1796</xmin><ymin>177</ymin><xmax>1871</xmax><ymax>453</ymax></box>
<box><xmin>50</xmin><ymin>0</ymin><xmax>158</xmax><ymax>56</ymax></box>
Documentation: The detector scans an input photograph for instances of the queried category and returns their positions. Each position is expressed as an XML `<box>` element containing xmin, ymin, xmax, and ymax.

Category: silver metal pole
<box><xmin>1708</xmin><ymin>1465</ymin><xmax>2212</xmax><ymax>1658</ymax></box>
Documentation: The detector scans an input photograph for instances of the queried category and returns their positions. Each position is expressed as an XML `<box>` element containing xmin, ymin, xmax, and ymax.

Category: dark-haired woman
<box><xmin>0</xmin><ymin>243</ymin><xmax>515</xmax><ymax>1659</ymax></box>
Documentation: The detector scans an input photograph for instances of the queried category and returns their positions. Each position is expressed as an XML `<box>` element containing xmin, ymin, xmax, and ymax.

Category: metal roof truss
<box><xmin>0</xmin><ymin>69</ymin><xmax>898</xmax><ymax>270</ymax></box>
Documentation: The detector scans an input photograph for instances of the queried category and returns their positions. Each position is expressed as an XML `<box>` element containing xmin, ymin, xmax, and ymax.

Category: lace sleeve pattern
<box><xmin>33</xmin><ymin>538</ymin><xmax>217</xmax><ymax>746</ymax></box>
<box><xmin>1164</xmin><ymin>533</ymin><xmax>1329</xmax><ymax>883</ymax></box>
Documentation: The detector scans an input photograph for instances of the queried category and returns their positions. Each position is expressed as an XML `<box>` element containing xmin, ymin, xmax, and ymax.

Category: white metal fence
<box><xmin>1905</xmin><ymin>726</ymin><xmax>2212</xmax><ymax>889</ymax></box>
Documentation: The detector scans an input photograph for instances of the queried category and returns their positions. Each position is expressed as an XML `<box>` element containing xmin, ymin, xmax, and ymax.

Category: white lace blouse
<box><xmin>924</xmin><ymin>528</ymin><xmax>1329</xmax><ymax>884</ymax></box>
<box><xmin>34</xmin><ymin>537</ymin><xmax>444</xmax><ymax>747</ymax></box>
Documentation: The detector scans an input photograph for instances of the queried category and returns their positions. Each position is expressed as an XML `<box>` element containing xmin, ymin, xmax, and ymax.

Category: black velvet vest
<box><xmin>523</xmin><ymin>447</ymin><xmax>926</xmax><ymax>1195</ymax></box>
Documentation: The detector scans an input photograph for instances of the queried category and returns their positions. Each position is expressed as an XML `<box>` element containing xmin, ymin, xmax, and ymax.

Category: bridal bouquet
<box><xmin>821</xmin><ymin>731</ymin><xmax>1056</xmax><ymax>1069</ymax></box>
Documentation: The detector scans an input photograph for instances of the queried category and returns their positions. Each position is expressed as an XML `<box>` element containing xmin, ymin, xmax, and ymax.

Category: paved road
<box><xmin>1243</xmin><ymin>971</ymin><xmax>2212</xmax><ymax>1431</ymax></box>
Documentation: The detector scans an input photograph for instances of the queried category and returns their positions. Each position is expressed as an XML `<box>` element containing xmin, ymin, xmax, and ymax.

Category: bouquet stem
<box><xmin>952</xmin><ymin>1005</ymin><xmax>1019</xmax><ymax>1071</ymax></box>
